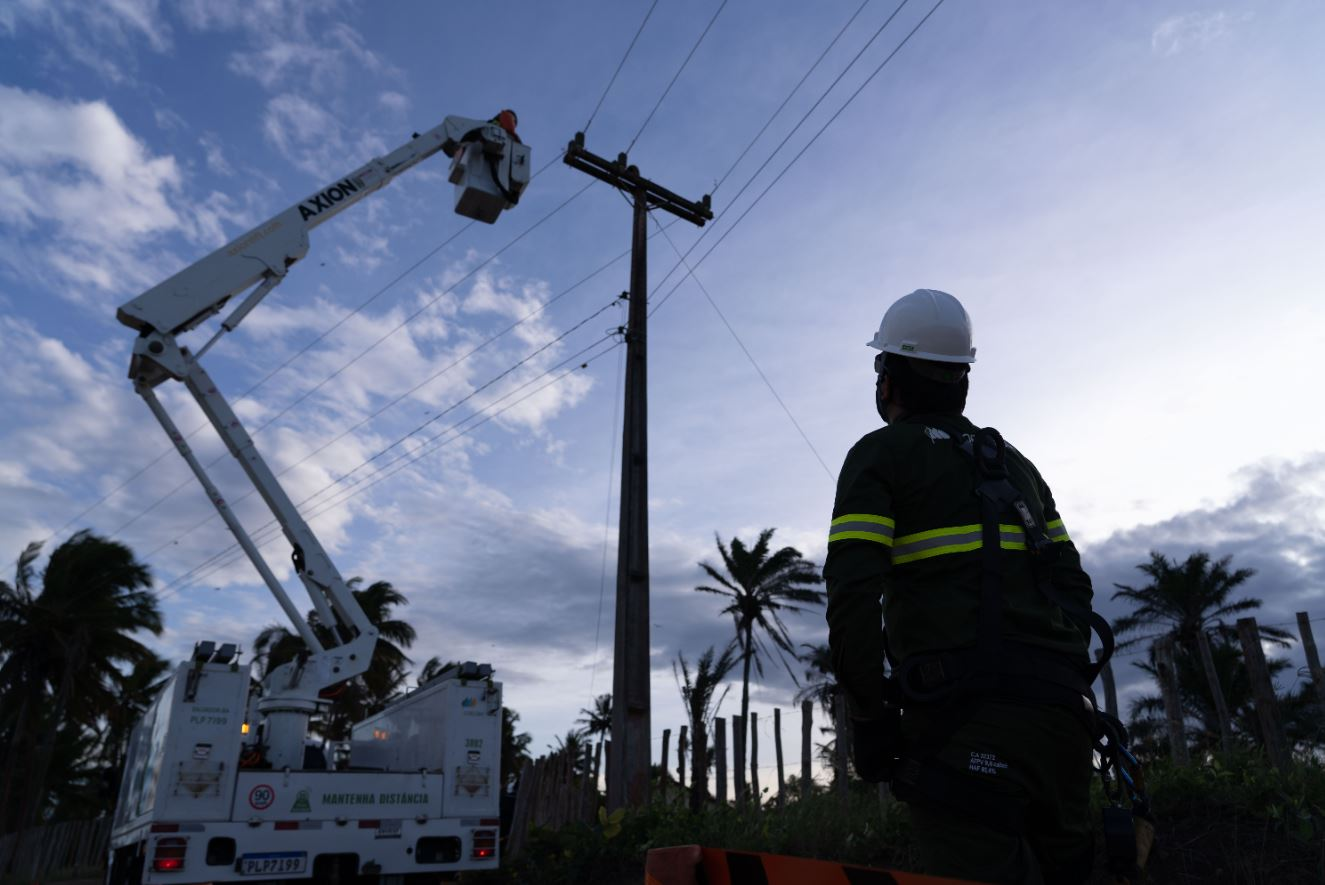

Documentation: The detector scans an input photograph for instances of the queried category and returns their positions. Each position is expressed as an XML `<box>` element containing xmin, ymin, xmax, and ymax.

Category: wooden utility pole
<box><xmin>1297</xmin><ymin>612</ymin><xmax>1325</xmax><ymax>705</ymax></box>
<box><xmin>733</xmin><ymin>714</ymin><xmax>746</xmax><ymax>809</ymax></box>
<box><xmin>565</xmin><ymin>133</ymin><xmax>712</xmax><ymax>811</ymax></box>
<box><xmin>714</xmin><ymin>718</ymin><xmax>728</xmax><ymax>805</ymax></box>
<box><xmin>774</xmin><ymin>707</ymin><xmax>786</xmax><ymax>810</ymax></box>
<box><xmin>750</xmin><ymin>711</ymin><xmax>760</xmax><ymax>812</ymax></box>
<box><xmin>659</xmin><ymin>729</ymin><xmax>671</xmax><ymax>803</ymax></box>
<box><xmin>1154</xmin><ymin>636</ymin><xmax>1189</xmax><ymax>766</ymax></box>
<box><xmin>1195</xmin><ymin>629</ymin><xmax>1234</xmax><ymax>754</ymax></box>
<box><xmin>677</xmin><ymin>725</ymin><xmax>688</xmax><ymax>792</ymax></box>
<box><xmin>1237</xmin><ymin>617</ymin><xmax>1290</xmax><ymax>772</ymax></box>
<box><xmin>800</xmin><ymin>700</ymin><xmax>813</xmax><ymax>800</ymax></box>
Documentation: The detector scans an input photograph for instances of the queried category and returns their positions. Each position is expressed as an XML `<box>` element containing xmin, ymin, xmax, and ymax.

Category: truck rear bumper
<box><xmin>108</xmin><ymin>817</ymin><xmax>499</xmax><ymax>884</ymax></box>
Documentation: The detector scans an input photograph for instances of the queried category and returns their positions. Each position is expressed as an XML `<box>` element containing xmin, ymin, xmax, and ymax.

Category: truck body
<box><xmin>107</xmin><ymin>659</ymin><xmax>502</xmax><ymax>883</ymax></box>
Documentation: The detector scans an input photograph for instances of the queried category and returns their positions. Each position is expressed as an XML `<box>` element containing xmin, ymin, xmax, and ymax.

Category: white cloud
<box><xmin>198</xmin><ymin>132</ymin><xmax>233</xmax><ymax>175</ymax></box>
<box><xmin>1151</xmin><ymin>11</ymin><xmax>1247</xmax><ymax>56</ymax></box>
<box><xmin>378</xmin><ymin>91</ymin><xmax>409</xmax><ymax>114</ymax></box>
<box><xmin>174</xmin><ymin>1</ymin><xmax>397</xmax><ymax>96</ymax></box>
<box><xmin>261</xmin><ymin>92</ymin><xmax>385</xmax><ymax>178</ymax></box>
<box><xmin>0</xmin><ymin>85</ymin><xmax>265</xmax><ymax>295</ymax></box>
<box><xmin>0</xmin><ymin>0</ymin><xmax>171</xmax><ymax>82</ymax></box>
<box><xmin>0</xmin><ymin>85</ymin><xmax>186</xmax><ymax>292</ymax></box>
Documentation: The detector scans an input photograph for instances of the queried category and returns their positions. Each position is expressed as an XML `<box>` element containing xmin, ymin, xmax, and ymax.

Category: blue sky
<box><xmin>2</xmin><ymin>0</ymin><xmax>1323</xmax><ymax>775</ymax></box>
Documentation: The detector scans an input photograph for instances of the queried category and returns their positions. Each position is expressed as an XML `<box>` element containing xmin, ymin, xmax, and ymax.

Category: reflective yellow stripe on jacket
<box><xmin>890</xmin><ymin>519</ymin><xmax>1072</xmax><ymax>565</ymax></box>
<box><xmin>827</xmin><ymin>513</ymin><xmax>895</xmax><ymax>547</ymax></box>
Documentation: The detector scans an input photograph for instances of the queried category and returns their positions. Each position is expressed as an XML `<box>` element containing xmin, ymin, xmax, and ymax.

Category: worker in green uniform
<box><xmin>824</xmin><ymin>289</ymin><xmax>1101</xmax><ymax>885</ymax></box>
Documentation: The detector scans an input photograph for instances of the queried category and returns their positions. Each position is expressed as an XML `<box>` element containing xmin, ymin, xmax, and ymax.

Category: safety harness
<box><xmin>880</xmin><ymin>426</ymin><xmax>1151</xmax><ymax>880</ymax></box>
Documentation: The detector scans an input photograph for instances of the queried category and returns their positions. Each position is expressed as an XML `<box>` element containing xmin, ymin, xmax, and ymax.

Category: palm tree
<box><xmin>551</xmin><ymin>729</ymin><xmax>588</xmax><ymax>776</ymax></box>
<box><xmin>674</xmin><ymin>645</ymin><xmax>737</xmax><ymax>811</ymax></box>
<box><xmin>694</xmin><ymin>529</ymin><xmax>825</xmax><ymax>765</ymax></box>
<box><xmin>576</xmin><ymin>693</ymin><xmax>612</xmax><ymax>739</ymax></box>
<box><xmin>98</xmin><ymin>655</ymin><xmax>171</xmax><ymax>791</ymax></box>
<box><xmin>251</xmin><ymin>577</ymin><xmax>416</xmax><ymax>739</ymax></box>
<box><xmin>0</xmin><ymin>531</ymin><xmax>160</xmax><ymax>832</ymax></box>
<box><xmin>1111</xmin><ymin>551</ymin><xmax>1291</xmax><ymax>650</ymax></box>
<box><xmin>1112</xmin><ymin>551</ymin><xmax>1298</xmax><ymax>760</ymax></box>
<box><xmin>501</xmin><ymin>708</ymin><xmax>533</xmax><ymax>791</ymax></box>
<box><xmin>416</xmin><ymin>656</ymin><xmax>447</xmax><ymax>686</ymax></box>
<box><xmin>793</xmin><ymin>643</ymin><xmax>836</xmax><ymax>717</ymax></box>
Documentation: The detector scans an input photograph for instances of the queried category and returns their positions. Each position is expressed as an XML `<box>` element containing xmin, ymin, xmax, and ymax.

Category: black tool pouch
<box><xmin>1102</xmin><ymin>804</ymin><xmax>1139</xmax><ymax>880</ymax></box>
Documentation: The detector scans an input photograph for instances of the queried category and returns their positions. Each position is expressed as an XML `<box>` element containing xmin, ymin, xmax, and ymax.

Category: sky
<box><xmin>1</xmin><ymin>0</ymin><xmax>1323</xmax><ymax>785</ymax></box>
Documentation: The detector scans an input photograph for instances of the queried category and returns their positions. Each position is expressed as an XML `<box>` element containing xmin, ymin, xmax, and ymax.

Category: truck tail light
<box><xmin>471</xmin><ymin>829</ymin><xmax>496</xmax><ymax>861</ymax></box>
<box><xmin>152</xmin><ymin>836</ymin><xmax>187</xmax><ymax>872</ymax></box>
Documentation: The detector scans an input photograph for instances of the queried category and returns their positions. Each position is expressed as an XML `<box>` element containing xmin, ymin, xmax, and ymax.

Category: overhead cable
<box><xmin>19</xmin><ymin>154</ymin><xmax>569</xmax><ymax>563</ymax></box>
<box><xmin>653</xmin><ymin>220</ymin><xmax>836</xmax><ymax>481</ymax></box>
<box><xmin>648</xmin><ymin>0</ymin><xmax>919</xmax><ymax>311</ymax></box>
<box><xmin>650</xmin><ymin>0</ymin><xmax>947</xmax><ymax>317</ymax></box>
<box><xmin>161</xmin><ymin>339</ymin><xmax>623</xmax><ymax>598</ymax></box>
<box><xmin>625</xmin><ymin>0</ymin><xmax>730</xmax><ymax>153</ymax></box>
<box><xmin>584</xmin><ymin>0</ymin><xmax>662</xmax><ymax>134</ymax></box>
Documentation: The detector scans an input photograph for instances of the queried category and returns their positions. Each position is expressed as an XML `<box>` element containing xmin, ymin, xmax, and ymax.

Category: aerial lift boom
<box><xmin>116</xmin><ymin>112</ymin><xmax>529</xmax><ymax>771</ymax></box>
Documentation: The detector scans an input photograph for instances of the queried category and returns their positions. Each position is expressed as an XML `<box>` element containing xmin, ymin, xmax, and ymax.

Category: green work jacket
<box><xmin>824</xmin><ymin>411</ymin><xmax>1094</xmax><ymax>721</ymax></box>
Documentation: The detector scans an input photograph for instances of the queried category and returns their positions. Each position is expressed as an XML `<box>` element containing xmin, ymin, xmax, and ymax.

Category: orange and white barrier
<box><xmin>644</xmin><ymin>845</ymin><xmax>983</xmax><ymax>885</ymax></box>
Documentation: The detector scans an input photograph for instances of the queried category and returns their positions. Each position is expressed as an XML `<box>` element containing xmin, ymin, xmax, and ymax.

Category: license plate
<box><xmin>375</xmin><ymin>820</ymin><xmax>402</xmax><ymax>839</ymax></box>
<box><xmin>239</xmin><ymin>852</ymin><xmax>307</xmax><ymax>876</ymax></box>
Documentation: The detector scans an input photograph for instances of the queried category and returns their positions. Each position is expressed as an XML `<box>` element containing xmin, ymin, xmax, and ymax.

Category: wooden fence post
<box><xmin>774</xmin><ymin>707</ymin><xmax>786</xmax><ymax>810</ymax></box>
<box><xmin>834</xmin><ymin>693</ymin><xmax>849</xmax><ymax>803</ymax></box>
<box><xmin>1237</xmin><ymin>617</ymin><xmax>1290</xmax><ymax>772</ymax></box>
<box><xmin>1297</xmin><ymin>612</ymin><xmax>1325</xmax><ymax>705</ymax></box>
<box><xmin>733</xmin><ymin>714</ymin><xmax>747</xmax><ymax>809</ymax></box>
<box><xmin>660</xmin><ymin>729</ymin><xmax>671</xmax><ymax>802</ymax></box>
<box><xmin>714</xmin><ymin>717</ymin><xmax>728</xmax><ymax>805</ymax></box>
<box><xmin>1154</xmin><ymin>636</ymin><xmax>1189</xmax><ymax>766</ymax></box>
<box><xmin>1095</xmin><ymin>647</ymin><xmax>1118</xmax><ymax>719</ymax></box>
<box><xmin>1196</xmin><ymin>629</ymin><xmax>1235</xmax><ymax>754</ymax></box>
<box><xmin>801</xmin><ymin>700</ymin><xmax>813</xmax><ymax>799</ymax></box>
<box><xmin>677</xmin><ymin>725</ymin><xmax>688</xmax><ymax>792</ymax></box>
<box><xmin>749</xmin><ymin>711</ymin><xmax>761</xmax><ymax>811</ymax></box>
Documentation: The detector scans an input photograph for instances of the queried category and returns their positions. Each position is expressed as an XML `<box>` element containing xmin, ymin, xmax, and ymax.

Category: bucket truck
<box><xmin>105</xmin><ymin>112</ymin><xmax>529</xmax><ymax>884</ymax></box>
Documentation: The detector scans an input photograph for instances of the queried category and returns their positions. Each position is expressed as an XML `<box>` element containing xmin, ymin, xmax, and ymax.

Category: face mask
<box><xmin>875</xmin><ymin>371</ymin><xmax>890</xmax><ymax>424</ymax></box>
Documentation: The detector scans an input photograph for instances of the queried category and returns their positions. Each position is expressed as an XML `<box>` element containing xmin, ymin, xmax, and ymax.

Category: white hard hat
<box><xmin>867</xmin><ymin>289</ymin><xmax>976</xmax><ymax>363</ymax></box>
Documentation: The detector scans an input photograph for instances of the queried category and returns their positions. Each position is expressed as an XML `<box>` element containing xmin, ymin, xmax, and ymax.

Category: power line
<box><xmin>162</xmin><ymin>339</ymin><xmax>624</xmax><ymax>598</ymax></box>
<box><xmin>70</xmin><ymin>217</ymin><xmax>683</xmax><ymax>612</ymax></box>
<box><xmin>652</xmin><ymin>219</ymin><xmax>835</xmax><ymax>481</ymax></box>
<box><xmin>140</xmin><ymin>301</ymin><xmax>624</xmax><ymax>586</ymax></box>
<box><xmin>109</xmin><ymin>176</ymin><xmax>595</xmax><ymax>538</ymax></box>
<box><xmin>625</xmin><ymin>0</ymin><xmax>730</xmax><ymax>153</ymax></box>
<box><xmin>120</xmin><ymin>218</ymin><xmax>683</xmax><ymax>573</ymax></box>
<box><xmin>589</xmin><ymin>340</ymin><xmax>626</xmax><ymax>701</ymax></box>
<box><xmin>16</xmin><ymin>155</ymin><xmax>570</xmax><ymax>565</ymax></box>
<box><xmin>712</xmin><ymin>0</ymin><xmax>874</xmax><ymax>194</ymax></box>
<box><xmin>646</xmin><ymin>0</ymin><xmax>918</xmax><ymax>312</ymax></box>
<box><xmin>163</xmin><ymin>336</ymin><xmax>620</xmax><ymax>596</ymax></box>
<box><xmin>584</xmin><ymin>0</ymin><xmax>661</xmax><ymax>134</ymax></box>
<box><xmin>649</xmin><ymin>0</ymin><xmax>947</xmax><ymax>317</ymax></box>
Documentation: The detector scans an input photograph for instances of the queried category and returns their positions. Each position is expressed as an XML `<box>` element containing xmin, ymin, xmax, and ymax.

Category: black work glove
<box><xmin>850</xmin><ymin>710</ymin><xmax>900</xmax><ymax>783</ymax></box>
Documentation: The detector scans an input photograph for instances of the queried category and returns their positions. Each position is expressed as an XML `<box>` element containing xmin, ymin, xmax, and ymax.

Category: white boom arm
<box><xmin>118</xmin><ymin>113</ymin><xmax>529</xmax><ymax>769</ymax></box>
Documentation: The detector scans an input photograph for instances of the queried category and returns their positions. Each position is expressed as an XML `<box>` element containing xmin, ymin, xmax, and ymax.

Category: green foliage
<box><xmin>472</xmin><ymin>786</ymin><xmax>915</xmax><ymax>885</ymax></box>
<box><xmin>0</xmin><ymin>530</ymin><xmax>163</xmax><ymax>833</ymax></box>
<box><xmin>252</xmin><ymin>577</ymin><xmax>416</xmax><ymax>739</ymax></box>
<box><xmin>693</xmin><ymin>528</ymin><xmax>824</xmax><ymax>799</ymax></box>
<box><xmin>1136</xmin><ymin>753</ymin><xmax>1325</xmax><ymax>883</ymax></box>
